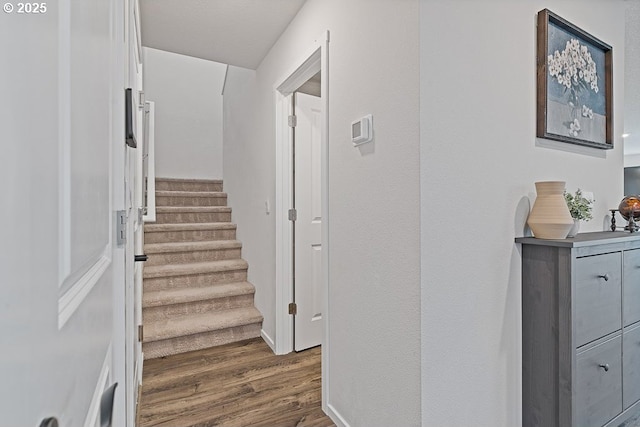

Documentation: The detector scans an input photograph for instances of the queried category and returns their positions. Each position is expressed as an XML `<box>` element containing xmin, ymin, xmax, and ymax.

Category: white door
<box><xmin>294</xmin><ymin>92</ymin><xmax>324</xmax><ymax>351</ymax></box>
<box><xmin>0</xmin><ymin>0</ymin><xmax>128</xmax><ymax>425</ymax></box>
<box><xmin>126</xmin><ymin>16</ymin><xmax>145</xmax><ymax>424</ymax></box>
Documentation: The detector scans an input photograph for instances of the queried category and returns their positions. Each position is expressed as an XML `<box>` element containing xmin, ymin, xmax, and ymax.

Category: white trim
<box><xmin>326</xmin><ymin>403</ymin><xmax>350</xmax><ymax>427</ymax></box>
<box><xmin>274</xmin><ymin>30</ymin><xmax>329</xmax><ymax>356</ymax></box>
<box><xmin>274</xmin><ymin>92</ymin><xmax>294</xmax><ymax>355</ymax></box>
<box><xmin>419</xmin><ymin>2</ymin><xmax>428</xmax><ymax>425</ymax></box>
<box><xmin>142</xmin><ymin>101</ymin><xmax>156</xmax><ymax>223</ymax></box>
<box><xmin>58</xmin><ymin>249</ymin><xmax>111</xmax><ymax>328</ymax></box>
<box><xmin>260</xmin><ymin>329</ymin><xmax>276</xmax><ymax>352</ymax></box>
<box><xmin>318</xmin><ymin>30</ymin><xmax>330</xmax><ymax>416</ymax></box>
<box><xmin>276</xmin><ymin>50</ymin><xmax>321</xmax><ymax>95</ymax></box>
<box><xmin>221</xmin><ymin>64</ymin><xmax>229</xmax><ymax>96</ymax></box>
<box><xmin>84</xmin><ymin>344</ymin><xmax>112</xmax><ymax>427</ymax></box>
<box><xmin>58</xmin><ymin>0</ymin><xmax>71</xmax><ymax>287</ymax></box>
<box><xmin>132</xmin><ymin>0</ymin><xmax>142</xmax><ymax>68</ymax></box>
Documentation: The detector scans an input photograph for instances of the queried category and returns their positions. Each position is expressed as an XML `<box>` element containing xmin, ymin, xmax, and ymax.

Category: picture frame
<box><xmin>536</xmin><ymin>9</ymin><xmax>613</xmax><ymax>149</ymax></box>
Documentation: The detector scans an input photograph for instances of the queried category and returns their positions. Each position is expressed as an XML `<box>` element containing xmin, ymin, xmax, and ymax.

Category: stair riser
<box><xmin>144</xmin><ymin>229</ymin><xmax>236</xmax><ymax>244</ymax></box>
<box><xmin>155</xmin><ymin>181</ymin><xmax>223</xmax><ymax>192</ymax></box>
<box><xmin>143</xmin><ymin>323</ymin><xmax>262</xmax><ymax>359</ymax></box>
<box><xmin>143</xmin><ymin>294</ymin><xmax>255</xmax><ymax>322</ymax></box>
<box><xmin>156</xmin><ymin>195</ymin><xmax>227</xmax><ymax>207</ymax></box>
<box><xmin>154</xmin><ymin>212</ymin><xmax>232</xmax><ymax>224</ymax></box>
<box><xmin>144</xmin><ymin>248</ymin><xmax>242</xmax><ymax>266</ymax></box>
<box><xmin>143</xmin><ymin>270</ymin><xmax>248</xmax><ymax>292</ymax></box>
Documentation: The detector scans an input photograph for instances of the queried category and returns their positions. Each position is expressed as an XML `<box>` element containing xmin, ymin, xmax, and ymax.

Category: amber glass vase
<box><xmin>618</xmin><ymin>196</ymin><xmax>640</xmax><ymax>220</ymax></box>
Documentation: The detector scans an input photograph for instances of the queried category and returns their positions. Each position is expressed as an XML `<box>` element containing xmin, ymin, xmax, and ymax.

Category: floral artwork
<box><xmin>536</xmin><ymin>9</ymin><xmax>612</xmax><ymax>149</ymax></box>
<box><xmin>547</xmin><ymin>29</ymin><xmax>604</xmax><ymax>140</ymax></box>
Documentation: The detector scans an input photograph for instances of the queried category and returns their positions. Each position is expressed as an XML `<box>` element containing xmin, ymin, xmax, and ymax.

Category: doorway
<box><xmin>274</xmin><ymin>32</ymin><xmax>329</xmax><ymax>363</ymax></box>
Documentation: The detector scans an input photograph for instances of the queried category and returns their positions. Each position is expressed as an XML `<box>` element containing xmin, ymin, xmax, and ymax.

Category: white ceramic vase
<box><xmin>566</xmin><ymin>219</ymin><xmax>580</xmax><ymax>238</ymax></box>
<box><xmin>527</xmin><ymin>181</ymin><xmax>574</xmax><ymax>239</ymax></box>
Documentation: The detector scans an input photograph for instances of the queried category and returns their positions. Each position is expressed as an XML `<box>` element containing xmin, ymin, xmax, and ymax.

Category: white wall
<box><xmin>624</xmin><ymin>1</ymin><xmax>640</xmax><ymax>165</ymax></box>
<box><xmin>143</xmin><ymin>47</ymin><xmax>226</xmax><ymax>179</ymax></box>
<box><xmin>223</xmin><ymin>0</ymin><xmax>421</xmax><ymax>425</ymax></box>
<box><xmin>420</xmin><ymin>1</ymin><xmax>626</xmax><ymax>426</ymax></box>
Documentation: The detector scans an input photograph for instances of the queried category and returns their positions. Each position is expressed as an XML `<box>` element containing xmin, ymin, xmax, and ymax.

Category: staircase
<box><xmin>142</xmin><ymin>178</ymin><xmax>263</xmax><ymax>359</ymax></box>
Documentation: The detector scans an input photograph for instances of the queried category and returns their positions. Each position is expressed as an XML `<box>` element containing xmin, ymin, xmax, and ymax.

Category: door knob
<box><xmin>40</xmin><ymin>418</ymin><xmax>58</xmax><ymax>427</ymax></box>
<box><xmin>100</xmin><ymin>383</ymin><xmax>118</xmax><ymax>427</ymax></box>
<box><xmin>598</xmin><ymin>363</ymin><xmax>610</xmax><ymax>372</ymax></box>
<box><xmin>598</xmin><ymin>273</ymin><xmax>610</xmax><ymax>281</ymax></box>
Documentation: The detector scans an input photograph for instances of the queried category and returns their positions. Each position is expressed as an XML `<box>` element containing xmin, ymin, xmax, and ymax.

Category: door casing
<box><xmin>273</xmin><ymin>31</ymin><xmax>329</xmax><ymax>392</ymax></box>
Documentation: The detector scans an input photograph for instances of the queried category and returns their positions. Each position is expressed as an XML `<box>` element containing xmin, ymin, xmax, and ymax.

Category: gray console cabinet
<box><xmin>517</xmin><ymin>232</ymin><xmax>640</xmax><ymax>427</ymax></box>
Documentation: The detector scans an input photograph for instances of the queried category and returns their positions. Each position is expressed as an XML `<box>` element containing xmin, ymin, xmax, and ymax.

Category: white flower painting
<box><xmin>547</xmin><ymin>38</ymin><xmax>600</xmax><ymax>138</ymax></box>
<box><xmin>537</xmin><ymin>9</ymin><xmax>611</xmax><ymax>148</ymax></box>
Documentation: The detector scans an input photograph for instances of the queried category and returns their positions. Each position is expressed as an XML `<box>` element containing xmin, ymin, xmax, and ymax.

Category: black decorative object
<box><xmin>610</xmin><ymin>199</ymin><xmax>640</xmax><ymax>233</ymax></box>
<box><xmin>125</xmin><ymin>88</ymin><xmax>137</xmax><ymax>148</ymax></box>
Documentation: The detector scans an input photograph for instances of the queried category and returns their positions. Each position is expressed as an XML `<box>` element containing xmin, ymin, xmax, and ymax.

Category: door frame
<box><xmin>274</xmin><ymin>30</ymin><xmax>329</xmax><ymax>373</ymax></box>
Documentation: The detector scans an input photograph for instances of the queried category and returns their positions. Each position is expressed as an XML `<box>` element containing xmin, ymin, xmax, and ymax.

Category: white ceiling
<box><xmin>139</xmin><ymin>0</ymin><xmax>307</xmax><ymax>70</ymax></box>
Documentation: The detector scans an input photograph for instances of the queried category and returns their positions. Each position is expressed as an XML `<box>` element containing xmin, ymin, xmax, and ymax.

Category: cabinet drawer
<box><xmin>624</xmin><ymin>325</ymin><xmax>640</xmax><ymax>409</ymax></box>
<box><xmin>575</xmin><ymin>253</ymin><xmax>622</xmax><ymax>347</ymax></box>
<box><xmin>576</xmin><ymin>335</ymin><xmax>622</xmax><ymax>427</ymax></box>
<box><xmin>624</xmin><ymin>250</ymin><xmax>640</xmax><ymax>326</ymax></box>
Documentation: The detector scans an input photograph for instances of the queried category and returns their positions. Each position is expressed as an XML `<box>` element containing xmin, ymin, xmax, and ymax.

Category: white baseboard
<box><xmin>261</xmin><ymin>329</ymin><xmax>276</xmax><ymax>352</ymax></box>
<box><xmin>84</xmin><ymin>345</ymin><xmax>112</xmax><ymax>427</ymax></box>
<box><xmin>326</xmin><ymin>403</ymin><xmax>350</xmax><ymax>427</ymax></box>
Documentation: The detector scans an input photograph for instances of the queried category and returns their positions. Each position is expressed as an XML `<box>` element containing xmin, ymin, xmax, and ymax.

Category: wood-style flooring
<box><xmin>138</xmin><ymin>338</ymin><xmax>335</xmax><ymax>427</ymax></box>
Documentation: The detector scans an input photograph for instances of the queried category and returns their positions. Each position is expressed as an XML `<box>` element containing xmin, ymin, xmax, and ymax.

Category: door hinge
<box><xmin>288</xmin><ymin>208</ymin><xmax>297</xmax><ymax>221</ymax></box>
<box><xmin>138</xmin><ymin>91</ymin><xmax>145</xmax><ymax>110</ymax></box>
<box><xmin>288</xmin><ymin>302</ymin><xmax>297</xmax><ymax>315</ymax></box>
<box><xmin>116</xmin><ymin>210</ymin><xmax>127</xmax><ymax>245</ymax></box>
<box><xmin>138</xmin><ymin>325</ymin><xmax>143</xmax><ymax>342</ymax></box>
<box><xmin>288</xmin><ymin>115</ymin><xmax>297</xmax><ymax>127</ymax></box>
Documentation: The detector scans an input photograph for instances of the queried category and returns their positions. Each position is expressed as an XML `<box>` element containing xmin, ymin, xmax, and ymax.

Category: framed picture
<box><xmin>537</xmin><ymin>9</ymin><xmax>613</xmax><ymax>149</ymax></box>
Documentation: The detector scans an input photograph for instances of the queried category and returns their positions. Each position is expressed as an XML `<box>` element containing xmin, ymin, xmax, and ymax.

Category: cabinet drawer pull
<box><xmin>598</xmin><ymin>363</ymin><xmax>610</xmax><ymax>372</ymax></box>
<box><xmin>598</xmin><ymin>273</ymin><xmax>610</xmax><ymax>281</ymax></box>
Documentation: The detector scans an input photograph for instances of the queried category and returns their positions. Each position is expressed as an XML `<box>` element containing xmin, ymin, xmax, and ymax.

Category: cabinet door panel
<box><xmin>575</xmin><ymin>253</ymin><xmax>622</xmax><ymax>347</ymax></box>
<box><xmin>624</xmin><ymin>325</ymin><xmax>640</xmax><ymax>409</ymax></box>
<box><xmin>576</xmin><ymin>335</ymin><xmax>622</xmax><ymax>427</ymax></box>
<box><xmin>624</xmin><ymin>250</ymin><xmax>640</xmax><ymax>326</ymax></box>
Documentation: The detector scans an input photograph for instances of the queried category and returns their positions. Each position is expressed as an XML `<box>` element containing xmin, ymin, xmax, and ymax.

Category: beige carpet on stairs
<box><xmin>142</xmin><ymin>178</ymin><xmax>263</xmax><ymax>359</ymax></box>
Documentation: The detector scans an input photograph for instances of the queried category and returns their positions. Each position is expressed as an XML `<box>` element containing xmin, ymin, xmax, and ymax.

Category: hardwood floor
<box><xmin>139</xmin><ymin>338</ymin><xmax>335</xmax><ymax>427</ymax></box>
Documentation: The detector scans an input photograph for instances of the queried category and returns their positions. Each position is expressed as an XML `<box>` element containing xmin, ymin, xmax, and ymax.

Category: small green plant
<box><xmin>564</xmin><ymin>189</ymin><xmax>594</xmax><ymax>221</ymax></box>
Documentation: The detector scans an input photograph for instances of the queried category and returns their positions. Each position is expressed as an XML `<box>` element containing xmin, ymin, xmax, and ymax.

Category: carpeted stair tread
<box><xmin>155</xmin><ymin>206</ymin><xmax>232</xmax><ymax>213</ymax></box>
<box><xmin>143</xmin><ymin>281</ymin><xmax>255</xmax><ymax>308</ymax></box>
<box><xmin>144</xmin><ymin>222</ymin><xmax>236</xmax><ymax>232</ymax></box>
<box><xmin>155</xmin><ymin>178</ymin><xmax>224</xmax><ymax>193</ymax></box>
<box><xmin>144</xmin><ymin>307</ymin><xmax>263</xmax><ymax>343</ymax></box>
<box><xmin>156</xmin><ymin>190</ymin><xmax>227</xmax><ymax>198</ymax></box>
<box><xmin>144</xmin><ymin>259</ymin><xmax>248</xmax><ymax>279</ymax></box>
<box><xmin>142</xmin><ymin>324</ymin><xmax>261</xmax><ymax>359</ymax></box>
<box><xmin>145</xmin><ymin>240</ymin><xmax>242</xmax><ymax>254</ymax></box>
<box><xmin>156</xmin><ymin>178</ymin><xmax>223</xmax><ymax>185</ymax></box>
